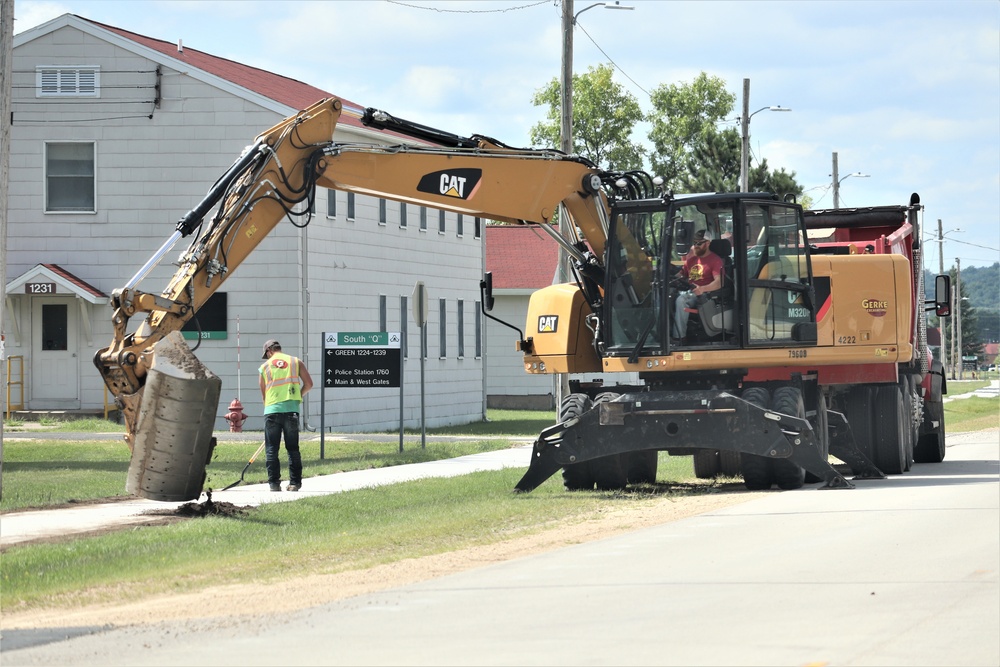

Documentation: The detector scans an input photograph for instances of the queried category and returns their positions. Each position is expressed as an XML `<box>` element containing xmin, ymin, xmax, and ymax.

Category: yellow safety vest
<box><xmin>260</xmin><ymin>352</ymin><xmax>302</xmax><ymax>407</ymax></box>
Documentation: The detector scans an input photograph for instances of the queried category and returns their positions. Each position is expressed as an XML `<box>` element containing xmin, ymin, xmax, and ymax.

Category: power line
<box><xmin>575</xmin><ymin>22</ymin><xmax>649</xmax><ymax>97</ymax></box>
<box><xmin>386</xmin><ymin>0</ymin><xmax>548</xmax><ymax>14</ymax></box>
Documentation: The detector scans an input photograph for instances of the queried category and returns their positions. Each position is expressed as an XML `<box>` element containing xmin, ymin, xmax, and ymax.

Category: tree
<box><xmin>679</xmin><ymin>125</ymin><xmax>804</xmax><ymax>199</ymax></box>
<box><xmin>647</xmin><ymin>72</ymin><xmax>735</xmax><ymax>192</ymax></box>
<box><xmin>530</xmin><ymin>63</ymin><xmax>645</xmax><ymax>171</ymax></box>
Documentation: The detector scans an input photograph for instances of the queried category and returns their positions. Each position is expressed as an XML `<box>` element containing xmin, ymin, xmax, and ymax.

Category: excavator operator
<box><xmin>671</xmin><ymin>229</ymin><xmax>724</xmax><ymax>343</ymax></box>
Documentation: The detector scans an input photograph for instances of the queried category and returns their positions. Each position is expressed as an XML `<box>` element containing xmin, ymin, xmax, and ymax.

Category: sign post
<box><xmin>320</xmin><ymin>331</ymin><xmax>403</xmax><ymax>457</ymax></box>
<box><xmin>411</xmin><ymin>281</ymin><xmax>428</xmax><ymax>449</ymax></box>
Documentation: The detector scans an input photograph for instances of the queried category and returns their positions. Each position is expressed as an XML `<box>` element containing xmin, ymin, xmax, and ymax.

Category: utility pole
<box><xmin>739</xmin><ymin>78</ymin><xmax>750</xmax><ymax>192</ymax></box>
<box><xmin>937</xmin><ymin>219</ymin><xmax>948</xmax><ymax>376</ymax></box>
<box><xmin>556</xmin><ymin>0</ymin><xmax>574</xmax><ymax>410</ymax></box>
<box><xmin>832</xmin><ymin>152</ymin><xmax>840</xmax><ymax>209</ymax></box>
<box><xmin>955</xmin><ymin>257</ymin><xmax>963</xmax><ymax>380</ymax></box>
<box><xmin>0</xmin><ymin>0</ymin><xmax>15</xmax><ymax>500</ymax></box>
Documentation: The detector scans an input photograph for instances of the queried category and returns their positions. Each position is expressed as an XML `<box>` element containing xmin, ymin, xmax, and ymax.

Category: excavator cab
<box><xmin>601</xmin><ymin>193</ymin><xmax>817</xmax><ymax>356</ymax></box>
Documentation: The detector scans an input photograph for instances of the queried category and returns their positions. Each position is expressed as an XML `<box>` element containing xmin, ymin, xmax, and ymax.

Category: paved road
<box><xmin>4</xmin><ymin>429</ymin><xmax>997</xmax><ymax>666</ymax></box>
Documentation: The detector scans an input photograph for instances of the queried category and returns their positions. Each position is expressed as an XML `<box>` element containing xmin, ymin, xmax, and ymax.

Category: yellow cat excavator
<box><xmin>95</xmin><ymin>97</ymin><xmax>950</xmax><ymax>501</ymax></box>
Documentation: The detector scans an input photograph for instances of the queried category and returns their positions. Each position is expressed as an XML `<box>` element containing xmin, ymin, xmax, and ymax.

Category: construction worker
<box><xmin>259</xmin><ymin>339</ymin><xmax>313</xmax><ymax>492</ymax></box>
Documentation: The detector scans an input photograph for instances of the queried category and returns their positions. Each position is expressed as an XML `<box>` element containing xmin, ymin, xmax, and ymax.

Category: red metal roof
<box><xmin>485</xmin><ymin>225</ymin><xmax>558</xmax><ymax>289</ymax></box>
<box><xmin>42</xmin><ymin>263</ymin><xmax>107</xmax><ymax>299</ymax></box>
<box><xmin>80</xmin><ymin>16</ymin><xmax>369</xmax><ymax>131</ymax></box>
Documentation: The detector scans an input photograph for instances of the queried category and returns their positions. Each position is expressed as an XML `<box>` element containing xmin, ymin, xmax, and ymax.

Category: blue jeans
<box><xmin>673</xmin><ymin>290</ymin><xmax>698</xmax><ymax>339</ymax></box>
<box><xmin>264</xmin><ymin>412</ymin><xmax>302</xmax><ymax>486</ymax></box>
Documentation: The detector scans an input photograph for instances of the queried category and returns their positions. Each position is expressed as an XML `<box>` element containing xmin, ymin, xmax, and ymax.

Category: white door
<box><xmin>31</xmin><ymin>298</ymin><xmax>80</xmax><ymax>408</ymax></box>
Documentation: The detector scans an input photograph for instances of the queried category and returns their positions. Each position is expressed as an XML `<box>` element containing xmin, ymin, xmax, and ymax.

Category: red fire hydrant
<box><xmin>224</xmin><ymin>398</ymin><xmax>248</xmax><ymax>433</ymax></box>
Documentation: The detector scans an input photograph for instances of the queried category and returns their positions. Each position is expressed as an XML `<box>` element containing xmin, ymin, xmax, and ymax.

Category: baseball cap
<box><xmin>693</xmin><ymin>230</ymin><xmax>714</xmax><ymax>244</ymax></box>
<box><xmin>261</xmin><ymin>339</ymin><xmax>280</xmax><ymax>359</ymax></box>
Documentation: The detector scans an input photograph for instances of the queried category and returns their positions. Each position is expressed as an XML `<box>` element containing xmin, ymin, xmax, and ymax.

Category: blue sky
<box><xmin>13</xmin><ymin>0</ymin><xmax>1000</xmax><ymax>269</ymax></box>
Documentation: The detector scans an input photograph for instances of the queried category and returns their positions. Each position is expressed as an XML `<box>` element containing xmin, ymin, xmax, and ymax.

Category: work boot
<box><xmin>287</xmin><ymin>483</ymin><xmax>300</xmax><ymax>492</ymax></box>
<box><xmin>269</xmin><ymin>483</ymin><xmax>281</xmax><ymax>492</ymax></box>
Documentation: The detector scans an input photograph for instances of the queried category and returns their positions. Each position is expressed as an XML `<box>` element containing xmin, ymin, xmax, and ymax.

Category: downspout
<box><xmin>301</xmin><ymin>222</ymin><xmax>316</xmax><ymax>431</ymax></box>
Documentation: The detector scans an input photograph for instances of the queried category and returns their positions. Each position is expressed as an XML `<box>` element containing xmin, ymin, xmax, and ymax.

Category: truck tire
<box><xmin>899</xmin><ymin>378</ymin><xmax>916</xmax><ymax>471</ymax></box>
<box><xmin>559</xmin><ymin>394</ymin><xmax>595</xmax><ymax>490</ymax></box>
<box><xmin>872</xmin><ymin>384</ymin><xmax>906</xmax><ymax>475</ymax></box>
<box><xmin>843</xmin><ymin>385</ymin><xmax>875</xmax><ymax>462</ymax></box>
<box><xmin>693</xmin><ymin>450</ymin><xmax>721</xmax><ymax>478</ymax></box>
<box><xmin>590</xmin><ymin>392</ymin><xmax>629</xmax><ymax>490</ymax></box>
<box><xmin>915</xmin><ymin>373</ymin><xmax>946</xmax><ymax>463</ymax></box>
<box><xmin>771</xmin><ymin>386</ymin><xmax>806</xmax><ymax>490</ymax></box>
<box><xmin>740</xmin><ymin>387</ymin><xmax>774</xmax><ymax>490</ymax></box>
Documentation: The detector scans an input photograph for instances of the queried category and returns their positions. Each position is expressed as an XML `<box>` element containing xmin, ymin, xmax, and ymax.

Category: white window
<box><xmin>37</xmin><ymin>66</ymin><xmax>100</xmax><ymax>97</ymax></box>
<box><xmin>45</xmin><ymin>142</ymin><xmax>96</xmax><ymax>213</ymax></box>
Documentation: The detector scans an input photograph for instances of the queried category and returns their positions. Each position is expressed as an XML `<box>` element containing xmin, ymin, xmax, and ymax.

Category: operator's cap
<box><xmin>261</xmin><ymin>339</ymin><xmax>280</xmax><ymax>359</ymax></box>
<box><xmin>694</xmin><ymin>229</ymin><xmax>714</xmax><ymax>243</ymax></box>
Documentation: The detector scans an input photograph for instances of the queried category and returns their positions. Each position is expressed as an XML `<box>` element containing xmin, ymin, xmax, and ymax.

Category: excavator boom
<box><xmin>95</xmin><ymin>97</ymin><xmax>615</xmax><ymax>500</ymax></box>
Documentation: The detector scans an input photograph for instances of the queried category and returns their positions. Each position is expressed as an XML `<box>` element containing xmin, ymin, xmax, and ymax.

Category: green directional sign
<box><xmin>323</xmin><ymin>332</ymin><xmax>402</xmax><ymax>388</ymax></box>
<box><xmin>324</xmin><ymin>331</ymin><xmax>401</xmax><ymax>348</ymax></box>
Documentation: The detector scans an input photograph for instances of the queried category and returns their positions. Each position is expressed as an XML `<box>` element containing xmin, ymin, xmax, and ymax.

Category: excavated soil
<box><xmin>1</xmin><ymin>488</ymin><xmax>760</xmax><ymax>631</ymax></box>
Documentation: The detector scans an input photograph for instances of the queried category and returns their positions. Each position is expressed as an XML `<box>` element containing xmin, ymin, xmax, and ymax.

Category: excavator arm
<box><xmin>95</xmin><ymin>97</ymin><xmax>613</xmax><ymax>500</ymax></box>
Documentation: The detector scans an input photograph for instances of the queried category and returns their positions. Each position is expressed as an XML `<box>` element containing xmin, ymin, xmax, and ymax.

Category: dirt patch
<box><xmin>0</xmin><ymin>488</ymin><xmax>760</xmax><ymax>630</ymax></box>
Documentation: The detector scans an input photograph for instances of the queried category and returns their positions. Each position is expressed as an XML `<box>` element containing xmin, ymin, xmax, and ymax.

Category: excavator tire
<box><xmin>804</xmin><ymin>390</ymin><xmax>830</xmax><ymax>484</ymax></box>
<box><xmin>559</xmin><ymin>393</ymin><xmax>595</xmax><ymax>491</ymax></box>
<box><xmin>872</xmin><ymin>384</ymin><xmax>906</xmax><ymax>475</ymax></box>
<box><xmin>770</xmin><ymin>387</ymin><xmax>806</xmax><ymax>490</ymax></box>
<box><xmin>626</xmin><ymin>450</ymin><xmax>659</xmax><ymax>485</ymax></box>
<box><xmin>740</xmin><ymin>387</ymin><xmax>774</xmax><ymax>490</ymax></box>
<box><xmin>590</xmin><ymin>392</ymin><xmax>629</xmax><ymax>490</ymax></box>
<box><xmin>693</xmin><ymin>450</ymin><xmax>721</xmax><ymax>478</ymax></box>
<box><xmin>719</xmin><ymin>450</ymin><xmax>742</xmax><ymax>478</ymax></box>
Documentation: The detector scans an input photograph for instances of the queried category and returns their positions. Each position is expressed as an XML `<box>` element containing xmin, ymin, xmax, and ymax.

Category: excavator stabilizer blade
<box><xmin>125</xmin><ymin>331</ymin><xmax>222</xmax><ymax>501</ymax></box>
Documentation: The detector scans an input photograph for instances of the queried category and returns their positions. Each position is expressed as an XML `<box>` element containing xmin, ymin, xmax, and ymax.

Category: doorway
<box><xmin>30</xmin><ymin>298</ymin><xmax>80</xmax><ymax>408</ymax></box>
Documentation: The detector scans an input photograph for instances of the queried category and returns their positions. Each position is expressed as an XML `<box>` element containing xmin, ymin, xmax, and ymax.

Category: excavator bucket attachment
<box><xmin>125</xmin><ymin>332</ymin><xmax>221</xmax><ymax>501</ymax></box>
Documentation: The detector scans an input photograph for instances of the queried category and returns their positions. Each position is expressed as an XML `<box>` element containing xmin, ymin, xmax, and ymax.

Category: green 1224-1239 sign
<box><xmin>324</xmin><ymin>332</ymin><xmax>401</xmax><ymax>388</ymax></box>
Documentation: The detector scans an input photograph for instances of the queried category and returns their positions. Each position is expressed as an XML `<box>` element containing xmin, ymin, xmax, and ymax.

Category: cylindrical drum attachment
<box><xmin>126</xmin><ymin>331</ymin><xmax>222</xmax><ymax>501</ymax></box>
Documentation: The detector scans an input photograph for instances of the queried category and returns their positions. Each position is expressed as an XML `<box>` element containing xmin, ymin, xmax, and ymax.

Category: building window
<box><xmin>181</xmin><ymin>292</ymin><xmax>228</xmax><ymax>340</ymax></box>
<box><xmin>41</xmin><ymin>304</ymin><xmax>68</xmax><ymax>350</ymax></box>
<box><xmin>457</xmin><ymin>214</ymin><xmax>464</xmax><ymax>237</ymax></box>
<box><xmin>457</xmin><ymin>299</ymin><xmax>465</xmax><ymax>359</ymax></box>
<box><xmin>379</xmin><ymin>294</ymin><xmax>387</xmax><ymax>332</ymax></box>
<box><xmin>379</xmin><ymin>198</ymin><xmax>387</xmax><ymax>225</ymax></box>
<box><xmin>327</xmin><ymin>190</ymin><xmax>336</xmax><ymax>217</ymax></box>
<box><xmin>475</xmin><ymin>301</ymin><xmax>482</xmax><ymax>357</ymax></box>
<box><xmin>37</xmin><ymin>66</ymin><xmax>99</xmax><ymax>97</ymax></box>
<box><xmin>400</xmin><ymin>202</ymin><xmax>407</xmax><ymax>228</ymax></box>
<box><xmin>474</xmin><ymin>217</ymin><xmax>482</xmax><ymax>239</ymax></box>
<box><xmin>347</xmin><ymin>192</ymin><xmax>356</xmax><ymax>219</ymax></box>
<box><xmin>438</xmin><ymin>209</ymin><xmax>446</xmax><ymax>234</ymax></box>
<box><xmin>439</xmin><ymin>298</ymin><xmax>447</xmax><ymax>358</ymax></box>
<box><xmin>420</xmin><ymin>207</ymin><xmax>427</xmax><ymax>231</ymax></box>
<box><xmin>400</xmin><ymin>295</ymin><xmax>408</xmax><ymax>358</ymax></box>
<box><xmin>45</xmin><ymin>142</ymin><xmax>95</xmax><ymax>213</ymax></box>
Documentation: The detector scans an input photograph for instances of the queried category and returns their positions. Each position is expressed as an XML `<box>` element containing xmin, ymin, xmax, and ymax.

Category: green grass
<box><xmin>945</xmin><ymin>396</ymin><xmax>1000</xmax><ymax>433</ymax></box>
<box><xmin>0</xmin><ymin>457</ymin><xmax>705</xmax><ymax>612</ymax></box>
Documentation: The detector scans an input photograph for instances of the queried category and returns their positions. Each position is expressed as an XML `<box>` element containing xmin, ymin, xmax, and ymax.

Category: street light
<box><xmin>830</xmin><ymin>151</ymin><xmax>869</xmax><ymax>208</ymax></box>
<box><xmin>738</xmin><ymin>78</ymin><xmax>791</xmax><ymax>192</ymax></box>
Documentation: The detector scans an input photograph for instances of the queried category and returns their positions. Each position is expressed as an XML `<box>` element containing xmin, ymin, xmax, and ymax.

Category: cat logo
<box><xmin>416</xmin><ymin>168</ymin><xmax>483</xmax><ymax>200</ymax></box>
<box><xmin>538</xmin><ymin>315</ymin><xmax>558</xmax><ymax>333</ymax></box>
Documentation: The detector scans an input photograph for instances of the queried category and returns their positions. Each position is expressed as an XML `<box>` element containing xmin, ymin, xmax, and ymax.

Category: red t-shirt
<box><xmin>683</xmin><ymin>251</ymin><xmax>724</xmax><ymax>287</ymax></box>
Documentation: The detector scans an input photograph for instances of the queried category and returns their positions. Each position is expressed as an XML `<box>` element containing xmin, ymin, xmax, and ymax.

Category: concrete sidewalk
<box><xmin>0</xmin><ymin>444</ymin><xmax>534</xmax><ymax>549</ymax></box>
<box><xmin>943</xmin><ymin>379</ymin><xmax>1000</xmax><ymax>403</ymax></box>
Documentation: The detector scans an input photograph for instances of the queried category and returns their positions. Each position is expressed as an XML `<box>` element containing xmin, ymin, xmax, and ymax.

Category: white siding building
<box><xmin>5</xmin><ymin>14</ymin><xmax>486</xmax><ymax>432</ymax></box>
